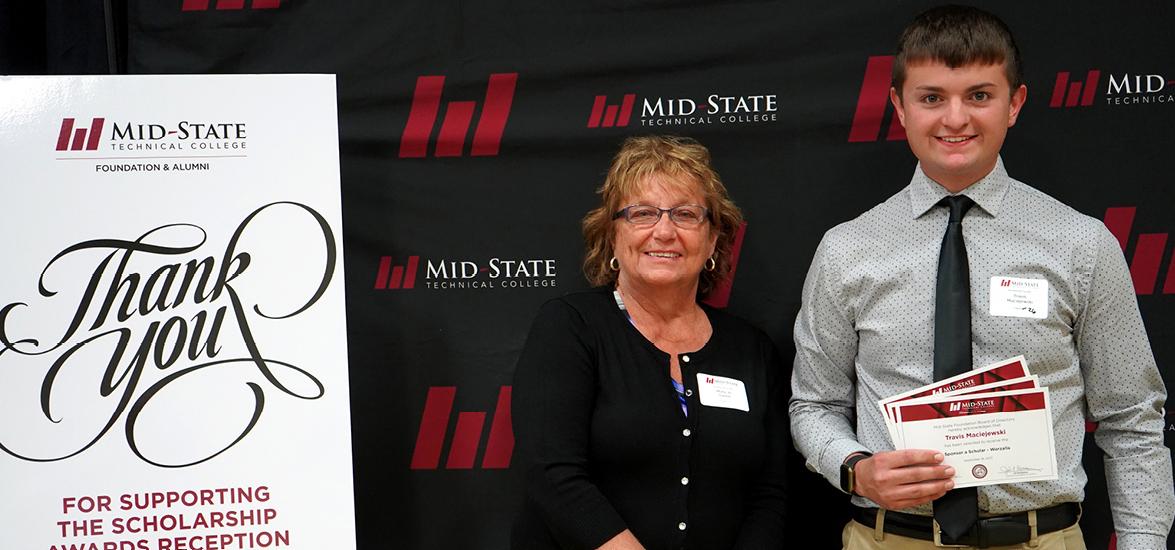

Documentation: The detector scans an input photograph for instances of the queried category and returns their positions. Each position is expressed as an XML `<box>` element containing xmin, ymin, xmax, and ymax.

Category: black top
<box><xmin>512</xmin><ymin>288</ymin><xmax>788</xmax><ymax>550</ymax></box>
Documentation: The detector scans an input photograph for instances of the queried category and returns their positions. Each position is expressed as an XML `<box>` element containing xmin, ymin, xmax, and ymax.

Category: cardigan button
<box><xmin>680</xmin><ymin>476</ymin><xmax>689</xmax><ymax>485</ymax></box>
<box><xmin>682</xmin><ymin>428</ymin><xmax>691</xmax><ymax>437</ymax></box>
<box><xmin>685</xmin><ymin>389</ymin><xmax>693</xmax><ymax>397</ymax></box>
<box><xmin>678</xmin><ymin>522</ymin><xmax>687</xmax><ymax>531</ymax></box>
<box><xmin>681</xmin><ymin>354</ymin><xmax>690</xmax><ymax>363</ymax></box>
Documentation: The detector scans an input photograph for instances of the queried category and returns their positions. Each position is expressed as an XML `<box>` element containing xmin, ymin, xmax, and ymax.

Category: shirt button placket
<box><xmin>677</xmin><ymin>353</ymin><xmax>695</xmax><ymax>544</ymax></box>
<box><xmin>680</xmin><ymin>355</ymin><xmax>693</xmax><ymax>398</ymax></box>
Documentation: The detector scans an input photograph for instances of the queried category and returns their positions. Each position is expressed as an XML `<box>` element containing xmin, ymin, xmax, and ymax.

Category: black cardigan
<box><xmin>512</xmin><ymin>288</ymin><xmax>788</xmax><ymax>549</ymax></box>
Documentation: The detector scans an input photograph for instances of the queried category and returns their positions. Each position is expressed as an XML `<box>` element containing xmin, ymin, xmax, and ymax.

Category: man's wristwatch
<box><xmin>839</xmin><ymin>452</ymin><xmax>872</xmax><ymax>495</ymax></box>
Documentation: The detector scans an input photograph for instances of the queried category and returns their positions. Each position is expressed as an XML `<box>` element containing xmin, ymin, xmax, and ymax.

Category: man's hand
<box><xmin>852</xmin><ymin>449</ymin><xmax>954</xmax><ymax>510</ymax></box>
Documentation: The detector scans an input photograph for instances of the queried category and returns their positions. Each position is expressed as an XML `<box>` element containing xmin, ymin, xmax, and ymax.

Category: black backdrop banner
<box><xmin>5</xmin><ymin>1</ymin><xmax>1175</xmax><ymax>548</ymax></box>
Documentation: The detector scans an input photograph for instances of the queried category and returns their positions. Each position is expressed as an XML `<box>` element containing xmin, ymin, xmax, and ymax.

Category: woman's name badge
<box><xmin>695</xmin><ymin>373</ymin><xmax>750</xmax><ymax>412</ymax></box>
<box><xmin>989</xmin><ymin>276</ymin><xmax>1048</xmax><ymax>319</ymax></box>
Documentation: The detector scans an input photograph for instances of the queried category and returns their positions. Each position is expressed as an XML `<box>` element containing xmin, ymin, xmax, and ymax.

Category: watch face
<box><xmin>841</xmin><ymin>454</ymin><xmax>868</xmax><ymax>493</ymax></box>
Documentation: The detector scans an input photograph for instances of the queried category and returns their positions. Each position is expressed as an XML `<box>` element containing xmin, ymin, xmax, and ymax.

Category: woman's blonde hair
<box><xmin>582</xmin><ymin>135</ymin><xmax>743</xmax><ymax>297</ymax></box>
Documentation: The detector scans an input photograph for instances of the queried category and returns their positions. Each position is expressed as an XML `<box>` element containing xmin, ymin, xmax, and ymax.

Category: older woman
<box><xmin>512</xmin><ymin>135</ymin><xmax>787</xmax><ymax>550</ymax></box>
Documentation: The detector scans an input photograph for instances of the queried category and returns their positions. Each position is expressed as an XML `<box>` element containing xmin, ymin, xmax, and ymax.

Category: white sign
<box><xmin>0</xmin><ymin>75</ymin><xmax>356</xmax><ymax>550</ymax></box>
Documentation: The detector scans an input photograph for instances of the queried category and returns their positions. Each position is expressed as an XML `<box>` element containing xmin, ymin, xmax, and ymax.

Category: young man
<box><xmin>790</xmin><ymin>5</ymin><xmax>1173</xmax><ymax>549</ymax></box>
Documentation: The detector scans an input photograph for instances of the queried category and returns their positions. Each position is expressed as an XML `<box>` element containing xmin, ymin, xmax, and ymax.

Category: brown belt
<box><xmin>853</xmin><ymin>503</ymin><xmax>1079</xmax><ymax>548</ymax></box>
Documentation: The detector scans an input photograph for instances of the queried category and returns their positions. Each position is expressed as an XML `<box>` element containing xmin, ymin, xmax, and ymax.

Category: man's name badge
<box><xmin>990</xmin><ymin>276</ymin><xmax>1048</xmax><ymax>319</ymax></box>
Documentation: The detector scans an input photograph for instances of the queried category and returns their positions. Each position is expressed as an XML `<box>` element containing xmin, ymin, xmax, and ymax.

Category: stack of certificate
<box><xmin>878</xmin><ymin>356</ymin><xmax>1059</xmax><ymax>488</ymax></box>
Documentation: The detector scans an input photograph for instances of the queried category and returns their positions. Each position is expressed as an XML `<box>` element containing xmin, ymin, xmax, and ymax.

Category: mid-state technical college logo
<box><xmin>587</xmin><ymin>94</ymin><xmax>636</xmax><ymax>128</ymax></box>
<box><xmin>1049</xmin><ymin>70</ymin><xmax>1101</xmax><ymax>108</ymax></box>
<box><xmin>399</xmin><ymin>73</ymin><xmax>518</xmax><ymax>158</ymax></box>
<box><xmin>56</xmin><ymin>117</ymin><xmax>105</xmax><ymax>151</ymax></box>
<box><xmin>376</xmin><ymin>223</ymin><xmax>747</xmax><ymax>304</ymax></box>
<box><xmin>998</xmin><ymin>279</ymin><xmax>1040</xmax><ymax>289</ymax></box>
<box><xmin>411</xmin><ymin>386</ymin><xmax>513</xmax><ymax>470</ymax></box>
<box><xmin>54</xmin><ymin>115</ymin><xmax>248</xmax><ymax>173</ymax></box>
<box><xmin>1103</xmin><ymin>207</ymin><xmax>1175</xmax><ymax>295</ymax></box>
<box><xmin>1050</xmin><ymin>69</ymin><xmax>1173</xmax><ymax>108</ymax></box>
<box><xmin>586</xmin><ymin>90</ymin><xmax>777</xmax><ymax>129</ymax></box>
<box><xmin>181</xmin><ymin>0</ymin><xmax>282</xmax><ymax>11</ymax></box>
<box><xmin>374</xmin><ymin>254</ymin><xmax>557</xmax><ymax>291</ymax></box>
<box><xmin>849</xmin><ymin>55</ymin><xmax>906</xmax><ymax>142</ymax></box>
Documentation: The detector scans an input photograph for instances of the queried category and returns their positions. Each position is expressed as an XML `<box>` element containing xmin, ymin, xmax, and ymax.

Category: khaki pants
<box><xmin>841</xmin><ymin>517</ymin><xmax>1087</xmax><ymax>550</ymax></box>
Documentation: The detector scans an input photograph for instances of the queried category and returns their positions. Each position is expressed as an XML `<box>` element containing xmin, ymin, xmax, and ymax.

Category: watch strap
<box><xmin>840</xmin><ymin>452</ymin><xmax>872</xmax><ymax>494</ymax></box>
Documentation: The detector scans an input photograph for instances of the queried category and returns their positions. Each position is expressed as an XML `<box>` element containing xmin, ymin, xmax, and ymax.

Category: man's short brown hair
<box><xmin>892</xmin><ymin>5</ymin><xmax>1023</xmax><ymax>97</ymax></box>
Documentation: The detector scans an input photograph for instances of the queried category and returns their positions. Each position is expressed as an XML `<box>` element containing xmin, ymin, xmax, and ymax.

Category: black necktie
<box><xmin>932</xmin><ymin>195</ymin><xmax>977</xmax><ymax>541</ymax></box>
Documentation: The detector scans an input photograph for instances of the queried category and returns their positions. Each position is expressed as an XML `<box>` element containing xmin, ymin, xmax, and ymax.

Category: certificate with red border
<box><xmin>882</xmin><ymin>376</ymin><xmax>1039</xmax><ymax>444</ymax></box>
<box><xmin>877</xmin><ymin>356</ymin><xmax>1031</xmax><ymax>444</ymax></box>
<box><xmin>893</xmin><ymin>388</ymin><xmax>1058</xmax><ymax>488</ymax></box>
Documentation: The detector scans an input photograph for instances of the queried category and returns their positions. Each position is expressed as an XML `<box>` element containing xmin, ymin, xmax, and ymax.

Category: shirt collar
<box><xmin>908</xmin><ymin>157</ymin><xmax>1011</xmax><ymax>219</ymax></box>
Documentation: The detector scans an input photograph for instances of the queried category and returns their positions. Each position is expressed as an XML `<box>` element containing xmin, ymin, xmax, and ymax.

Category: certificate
<box><xmin>893</xmin><ymin>388</ymin><xmax>1058</xmax><ymax>488</ymax></box>
<box><xmin>882</xmin><ymin>376</ymin><xmax>1038</xmax><ymax>445</ymax></box>
<box><xmin>877</xmin><ymin>355</ymin><xmax>1031</xmax><ymax>444</ymax></box>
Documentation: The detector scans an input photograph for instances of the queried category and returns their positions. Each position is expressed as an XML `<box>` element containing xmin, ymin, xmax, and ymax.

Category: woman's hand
<box><xmin>597</xmin><ymin>529</ymin><xmax>646</xmax><ymax>550</ymax></box>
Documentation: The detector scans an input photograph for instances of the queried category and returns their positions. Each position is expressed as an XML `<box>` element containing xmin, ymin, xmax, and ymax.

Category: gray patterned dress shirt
<box><xmin>789</xmin><ymin>159</ymin><xmax>1174</xmax><ymax>549</ymax></box>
